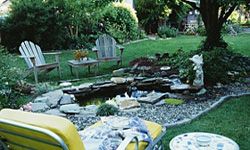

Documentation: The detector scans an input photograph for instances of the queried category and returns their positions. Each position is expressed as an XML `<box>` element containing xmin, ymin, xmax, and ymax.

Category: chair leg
<box><xmin>33</xmin><ymin>67</ymin><xmax>38</xmax><ymax>84</ymax></box>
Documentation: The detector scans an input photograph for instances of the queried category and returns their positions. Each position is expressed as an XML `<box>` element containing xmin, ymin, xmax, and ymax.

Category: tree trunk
<box><xmin>200</xmin><ymin>0</ymin><xmax>227</xmax><ymax>50</ymax></box>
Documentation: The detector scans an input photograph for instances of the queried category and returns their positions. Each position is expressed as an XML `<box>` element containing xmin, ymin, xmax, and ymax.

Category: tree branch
<box><xmin>182</xmin><ymin>0</ymin><xmax>200</xmax><ymax>10</ymax></box>
<box><xmin>222</xmin><ymin>4</ymin><xmax>237</xmax><ymax>23</ymax></box>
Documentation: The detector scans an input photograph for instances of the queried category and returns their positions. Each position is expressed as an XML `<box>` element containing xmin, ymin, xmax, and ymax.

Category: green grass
<box><xmin>164</xmin><ymin>98</ymin><xmax>184</xmax><ymax>105</ymax></box>
<box><xmin>14</xmin><ymin>33</ymin><xmax>250</xmax><ymax>83</ymax></box>
<box><xmin>163</xmin><ymin>96</ymin><xmax>250</xmax><ymax>150</ymax></box>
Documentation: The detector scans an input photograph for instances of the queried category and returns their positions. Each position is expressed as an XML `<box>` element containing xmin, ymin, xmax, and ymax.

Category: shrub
<box><xmin>96</xmin><ymin>103</ymin><xmax>119</xmax><ymax>116</ymax></box>
<box><xmin>0</xmin><ymin>46</ymin><xmax>27</xmax><ymax>109</ymax></box>
<box><xmin>196</xmin><ymin>26</ymin><xmax>206</xmax><ymax>36</ymax></box>
<box><xmin>0</xmin><ymin>0</ymin><xmax>67</xmax><ymax>52</ymax></box>
<box><xmin>157</xmin><ymin>26</ymin><xmax>178</xmax><ymax>38</ymax></box>
<box><xmin>102</xmin><ymin>2</ymin><xmax>139</xmax><ymax>43</ymax></box>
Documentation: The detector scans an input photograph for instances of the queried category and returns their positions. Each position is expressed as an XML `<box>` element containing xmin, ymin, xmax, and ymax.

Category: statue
<box><xmin>189</xmin><ymin>54</ymin><xmax>204</xmax><ymax>87</ymax></box>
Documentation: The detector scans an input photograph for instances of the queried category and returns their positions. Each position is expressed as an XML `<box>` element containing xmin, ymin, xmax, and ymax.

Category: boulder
<box><xmin>59</xmin><ymin>82</ymin><xmax>72</xmax><ymax>87</ymax></box>
<box><xmin>111</xmin><ymin>77</ymin><xmax>126</xmax><ymax>84</ymax></box>
<box><xmin>59</xmin><ymin>104</ymin><xmax>80</xmax><ymax>114</ymax></box>
<box><xmin>42</xmin><ymin>90</ymin><xmax>63</xmax><ymax>107</ymax></box>
<box><xmin>34</xmin><ymin>97</ymin><xmax>49</xmax><ymax>103</ymax></box>
<box><xmin>45</xmin><ymin>109</ymin><xmax>66</xmax><ymax>117</ymax></box>
<box><xmin>59</xmin><ymin>94</ymin><xmax>75</xmax><ymax>105</ymax></box>
<box><xmin>79</xmin><ymin>105</ymin><xmax>98</xmax><ymax>116</ymax></box>
<box><xmin>32</xmin><ymin>103</ymin><xmax>49</xmax><ymax>112</ymax></box>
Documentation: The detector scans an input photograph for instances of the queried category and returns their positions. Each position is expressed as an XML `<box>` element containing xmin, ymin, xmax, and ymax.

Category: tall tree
<box><xmin>183</xmin><ymin>0</ymin><xmax>249</xmax><ymax>50</ymax></box>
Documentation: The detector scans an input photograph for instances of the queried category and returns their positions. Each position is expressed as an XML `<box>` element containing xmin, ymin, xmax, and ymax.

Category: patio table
<box><xmin>68</xmin><ymin>58</ymin><xmax>98</xmax><ymax>78</ymax></box>
<box><xmin>169</xmin><ymin>132</ymin><xmax>239</xmax><ymax>150</ymax></box>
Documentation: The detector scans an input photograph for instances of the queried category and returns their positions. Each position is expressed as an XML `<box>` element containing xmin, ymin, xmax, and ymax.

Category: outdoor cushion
<box><xmin>81</xmin><ymin>119</ymin><xmax>163</xmax><ymax>150</ymax></box>
<box><xmin>0</xmin><ymin>109</ymin><xmax>85</xmax><ymax>150</ymax></box>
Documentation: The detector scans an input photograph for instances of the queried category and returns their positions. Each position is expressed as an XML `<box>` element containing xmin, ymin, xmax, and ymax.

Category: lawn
<box><xmin>163</xmin><ymin>96</ymin><xmax>250</xmax><ymax>150</ymax></box>
<box><xmin>14</xmin><ymin>33</ymin><xmax>250</xmax><ymax>83</ymax></box>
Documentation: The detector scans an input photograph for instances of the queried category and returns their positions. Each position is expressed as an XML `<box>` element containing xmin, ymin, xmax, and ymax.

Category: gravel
<box><xmin>67</xmin><ymin>81</ymin><xmax>250</xmax><ymax>131</ymax></box>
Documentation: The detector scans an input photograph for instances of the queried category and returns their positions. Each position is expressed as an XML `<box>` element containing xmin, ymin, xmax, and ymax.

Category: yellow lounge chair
<box><xmin>0</xmin><ymin>109</ymin><xmax>166</xmax><ymax>150</ymax></box>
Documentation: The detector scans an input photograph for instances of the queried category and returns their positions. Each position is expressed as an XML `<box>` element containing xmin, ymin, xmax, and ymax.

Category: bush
<box><xmin>0</xmin><ymin>0</ymin><xmax>67</xmax><ymax>52</ymax></box>
<box><xmin>0</xmin><ymin>46</ymin><xmax>27</xmax><ymax>109</ymax></box>
<box><xmin>102</xmin><ymin>2</ymin><xmax>139</xmax><ymax>43</ymax></box>
<box><xmin>157</xmin><ymin>26</ymin><xmax>178</xmax><ymax>38</ymax></box>
<box><xmin>196</xmin><ymin>26</ymin><xmax>206</xmax><ymax>36</ymax></box>
<box><xmin>96</xmin><ymin>103</ymin><xmax>119</xmax><ymax>116</ymax></box>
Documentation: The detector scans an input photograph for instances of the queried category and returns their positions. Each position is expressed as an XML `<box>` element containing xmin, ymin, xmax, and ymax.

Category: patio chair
<box><xmin>19</xmin><ymin>41</ymin><xmax>61</xmax><ymax>83</ymax></box>
<box><xmin>0</xmin><ymin>109</ymin><xmax>166</xmax><ymax>150</ymax></box>
<box><xmin>92</xmin><ymin>34</ymin><xmax>125</xmax><ymax>65</ymax></box>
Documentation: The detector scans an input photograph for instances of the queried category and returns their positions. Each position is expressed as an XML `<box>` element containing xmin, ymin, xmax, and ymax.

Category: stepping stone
<box><xmin>32</xmin><ymin>103</ymin><xmax>49</xmax><ymax>112</ymax></box>
<box><xmin>59</xmin><ymin>104</ymin><xmax>80</xmax><ymax>114</ymax></box>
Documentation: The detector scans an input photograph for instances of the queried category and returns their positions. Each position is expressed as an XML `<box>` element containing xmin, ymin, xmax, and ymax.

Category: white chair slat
<box><xmin>19</xmin><ymin>46</ymin><xmax>33</xmax><ymax>68</ymax></box>
<box><xmin>28</xmin><ymin>41</ymin><xmax>43</xmax><ymax>65</ymax></box>
<box><xmin>35</xmin><ymin>44</ymin><xmax>46</xmax><ymax>64</ymax></box>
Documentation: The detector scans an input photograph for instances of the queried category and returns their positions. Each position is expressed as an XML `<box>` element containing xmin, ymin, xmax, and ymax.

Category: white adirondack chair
<box><xmin>19</xmin><ymin>41</ymin><xmax>61</xmax><ymax>83</ymax></box>
<box><xmin>92</xmin><ymin>34</ymin><xmax>124</xmax><ymax>65</ymax></box>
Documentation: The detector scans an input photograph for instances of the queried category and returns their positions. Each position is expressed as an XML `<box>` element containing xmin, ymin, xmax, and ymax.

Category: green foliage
<box><xmin>102</xmin><ymin>3</ymin><xmax>139</xmax><ymax>43</ymax></box>
<box><xmin>196</xmin><ymin>26</ymin><xmax>206</xmax><ymax>36</ymax></box>
<box><xmin>157</xmin><ymin>26</ymin><xmax>178</xmax><ymax>38</ymax></box>
<box><xmin>135</xmin><ymin>0</ymin><xmax>190</xmax><ymax>33</ymax></box>
<box><xmin>96</xmin><ymin>103</ymin><xmax>119</xmax><ymax>116</ymax></box>
<box><xmin>164</xmin><ymin>98</ymin><xmax>184</xmax><ymax>105</ymax></box>
<box><xmin>0</xmin><ymin>0</ymin><xmax>67</xmax><ymax>52</ymax></box>
<box><xmin>0</xmin><ymin>46</ymin><xmax>26</xmax><ymax>109</ymax></box>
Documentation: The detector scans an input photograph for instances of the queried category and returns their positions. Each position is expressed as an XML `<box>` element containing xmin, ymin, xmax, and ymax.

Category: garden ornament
<box><xmin>190</xmin><ymin>54</ymin><xmax>204</xmax><ymax>87</ymax></box>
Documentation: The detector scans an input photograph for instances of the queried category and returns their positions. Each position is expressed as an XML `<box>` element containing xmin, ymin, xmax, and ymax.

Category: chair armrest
<box><xmin>43</xmin><ymin>52</ymin><xmax>62</xmax><ymax>55</ymax></box>
<box><xmin>92</xmin><ymin>47</ymin><xmax>98</xmax><ymax>52</ymax></box>
<box><xmin>117</xmin><ymin>135</ymin><xmax>139</xmax><ymax>150</ymax></box>
<box><xmin>116</xmin><ymin>45</ymin><xmax>124</xmax><ymax>50</ymax></box>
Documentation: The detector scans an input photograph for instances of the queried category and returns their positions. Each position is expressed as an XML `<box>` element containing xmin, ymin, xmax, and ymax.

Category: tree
<box><xmin>183</xmin><ymin>0</ymin><xmax>249</xmax><ymax>50</ymax></box>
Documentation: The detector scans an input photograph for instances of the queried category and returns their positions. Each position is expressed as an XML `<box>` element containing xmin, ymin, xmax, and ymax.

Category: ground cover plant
<box><xmin>163</xmin><ymin>96</ymin><xmax>250</xmax><ymax>150</ymax></box>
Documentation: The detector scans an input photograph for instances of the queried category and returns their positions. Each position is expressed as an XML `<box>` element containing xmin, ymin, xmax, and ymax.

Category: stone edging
<box><xmin>164</xmin><ymin>92</ymin><xmax>250</xmax><ymax>128</ymax></box>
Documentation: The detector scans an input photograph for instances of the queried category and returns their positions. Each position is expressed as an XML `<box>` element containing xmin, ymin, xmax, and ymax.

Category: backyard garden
<box><xmin>0</xmin><ymin>0</ymin><xmax>250</xmax><ymax>149</ymax></box>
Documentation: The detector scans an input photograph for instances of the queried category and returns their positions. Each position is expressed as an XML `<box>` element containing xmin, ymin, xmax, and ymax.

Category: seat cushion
<box><xmin>81</xmin><ymin>119</ymin><xmax>163</xmax><ymax>150</ymax></box>
<box><xmin>0</xmin><ymin>109</ymin><xmax>85</xmax><ymax>150</ymax></box>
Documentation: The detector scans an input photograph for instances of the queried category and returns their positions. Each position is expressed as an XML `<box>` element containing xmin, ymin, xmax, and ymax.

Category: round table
<box><xmin>169</xmin><ymin>132</ymin><xmax>239</xmax><ymax>150</ymax></box>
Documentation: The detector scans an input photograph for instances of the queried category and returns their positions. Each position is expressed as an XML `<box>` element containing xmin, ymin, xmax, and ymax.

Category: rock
<box><xmin>85</xmin><ymin>105</ymin><xmax>98</xmax><ymax>113</ymax></box>
<box><xmin>119</xmin><ymin>100</ymin><xmax>140</xmax><ymax>110</ymax></box>
<box><xmin>59</xmin><ymin>82</ymin><xmax>72</xmax><ymax>87</ymax></box>
<box><xmin>110</xmin><ymin>77</ymin><xmax>126</xmax><ymax>84</ymax></box>
<box><xmin>113</xmin><ymin>68</ymin><xmax>126</xmax><ymax>76</ymax></box>
<box><xmin>59</xmin><ymin>104</ymin><xmax>80</xmax><ymax>114</ymax></box>
<box><xmin>78</xmin><ymin>83</ymin><xmax>93</xmax><ymax>89</ymax></box>
<box><xmin>170</xmin><ymin>84</ymin><xmax>190</xmax><ymax>90</ymax></box>
<box><xmin>196</xmin><ymin>88</ymin><xmax>207</xmax><ymax>96</ymax></box>
<box><xmin>79</xmin><ymin>105</ymin><xmax>98</xmax><ymax>116</ymax></box>
<box><xmin>34</xmin><ymin>97</ymin><xmax>48</xmax><ymax>103</ymax></box>
<box><xmin>45</xmin><ymin>109</ymin><xmax>66</xmax><ymax>117</ymax></box>
<box><xmin>32</xmin><ymin>103</ymin><xmax>49</xmax><ymax>112</ymax></box>
<box><xmin>42</xmin><ymin>90</ymin><xmax>63</xmax><ymax>107</ymax></box>
<box><xmin>59</xmin><ymin>94</ymin><xmax>75</xmax><ymax>105</ymax></box>
<box><xmin>92</xmin><ymin>83</ymin><xmax>116</xmax><ymax>89</ymax></box>
<box><xmin>160</xmin><ymin>66</ymin><xmax>171</xmax><ymax>71</ymax></box>
<box><xmin>126</xmin><ymin>77</ymin><xmax>134</xmax><ymax>82</ymax></box>
<box><xmin>137</xmin><ymin>92</ymin><xmax>166</xmax><ymax>104</ymax></box>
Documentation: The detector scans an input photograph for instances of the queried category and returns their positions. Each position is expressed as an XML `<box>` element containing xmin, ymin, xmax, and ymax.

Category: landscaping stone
<box><xmin>59</xmin><ymin>94</ymin><xmax>75</xmax><ymax>105</ymax></box>
<box><xmin>34</xmin><ymin>97</ymin><xmax>49</xmax><ymax>103</ymax></box>
<box><xmin>32</xmin><ymin>103</ymin><xmax>49</xmax><ymax>112</ymax></box>
<box><xmin>112</xmin><ymin>68</ymin><xmax>126</xmax><ymax>76</ymax></box>
<box><xmin>119</xmin><ymin>100</ymin><xmax>140</xmax><ymax>110</ymax></box>
<box><xmin>170</xmin><ymin>84</ymin><xmax>190</xmax><ymax>91</ymax></box>
<box><xmin>85</xmin><ymin>105</ymin><xmax>98</xmax><ymax>113</ymax></box>
<box><xmin>78</xmin><ymin>83</ymin><xmax>93</xmax><ymax>89</ymax></box>
<box><xmin>137</xmin><ymin>92</ymin><xmax>166</xmax><ymax>104</ymax></box>
<box><xmin>59</xmin><ymin>104</ymin><xmax>80</xmax><ymax>114</ymax></box>
<box><xmin>59</xmin><ymin>82</ymin><xmax>72</xmax><ymax>87</ymax></box>
<box><xmin>42</xmin><ymin>90</ymin><xmax>63</xmax><ymax>107</ymax></box>
<box><xmin>45</xmin><ymin>109</ymin><xmax>66</xmax><ymax>117</ymax></box>
<box><xmin>110</xmin><ymin>77</ymin><xmax>126</xmax><ymax>84</ymax></box>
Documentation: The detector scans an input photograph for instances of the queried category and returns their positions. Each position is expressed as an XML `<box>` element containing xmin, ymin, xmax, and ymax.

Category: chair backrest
<box><xmin>0</xmin><ymin>109</ymin><xmax>85</xmax><ymax>150</ymax></box>
<box><xmin>95</xmin><ymin>34</ymin><xmax>117</xmax><ymax>59</ymax></box>
<box><xmin>19</xmin><ymin>41</ymin><xmax>46</xmax><ymax>68</ymax></box>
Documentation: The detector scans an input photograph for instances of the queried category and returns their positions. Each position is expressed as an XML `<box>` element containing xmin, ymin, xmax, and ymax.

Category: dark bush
<box><xmin>157</xmin><ymin>26</ymin><xmax>178</xmax><ymax>38</ymax></box>
<box><xmin>196</xmin><ymin>26</ymin><xmax>206</xmax><ymax>36</ymax></box>
<box><xmin>96</xmin><ymin>103</ymin><xmax>119</xmax><ymax>116</ymax></box>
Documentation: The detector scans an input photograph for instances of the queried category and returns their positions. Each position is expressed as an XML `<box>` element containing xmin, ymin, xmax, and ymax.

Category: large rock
<box><xmin>137</xmin><ymin>92</ymin><xmax>166</xmax><ymax>104</ymax></box>
<box><xmin>59</xmin><ymin>94</ymin><xmax>75</xmax><ymax>105</ymax></box>
<box><xmin>32</xmin><ymin>103</ymin><xmax>49</xmax><ymax>112</ymax></box>
<box><xmin>79</xmin><ymin>105</ymin><xmax>98</xmax><ymax>116</ymax></box>
<box><xmin>45</xmin><ymin>109</ymin><xmax>66</xmax><ymax>117</ymax></box>
<box><xmin>111</xmin><ymin>77</ymin><xmax>126</xmax><ymax>84</ymax></box>
<box><xmin>34</xmin><ymin>97</ymin><xmax>49</xmax><ymax>103</ymax></box>
<box><xmin>42</xmin><ymin>90</ymin><xmax>63</xmax><ymax>107</ymax></box>
<box><xmin>119</xmin><ymin>100</ymin><xmax>140</xmax><ymax>110</ymax></box>
<box><xmin>59</xmin><ymin>104</ymin><xmax>80</xmax><ymax>114</ymax></box>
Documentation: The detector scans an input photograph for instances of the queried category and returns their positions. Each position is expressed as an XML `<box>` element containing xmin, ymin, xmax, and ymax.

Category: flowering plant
<box><xmin>74</xmin><ymin>50</ymin><xmax>89</xmax><ymax>61</ymax></box>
